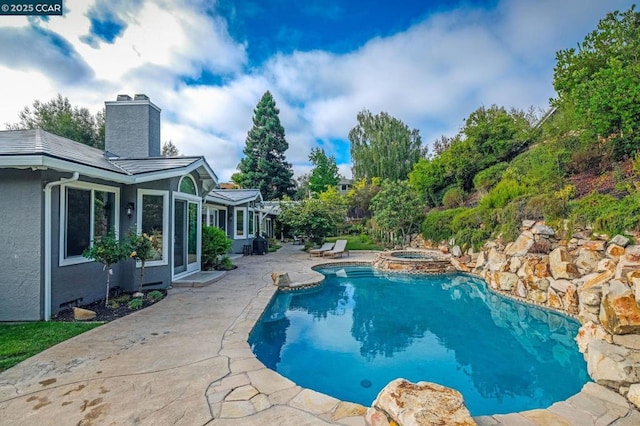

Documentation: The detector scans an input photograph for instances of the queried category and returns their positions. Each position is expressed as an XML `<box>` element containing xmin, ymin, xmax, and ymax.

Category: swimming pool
<box><xmin>248</xmin><ymin>266</ymin><xmax>588</xmax><ymax>416</ymax></box>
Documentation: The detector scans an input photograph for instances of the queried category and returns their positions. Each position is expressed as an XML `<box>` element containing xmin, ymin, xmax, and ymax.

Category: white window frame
<box><xmin>136</xmin><ymin>189</ymin><xmax>170</xmax><ymax>267</ymax></box>
<box><xmin>234</xmin><ymin>207</ymin><xmax>246</xmax><ymax>239</ymax></box>
<box><xmin>59</xmin><ymin>181</ymin><xmax>120</xmax><ymax>266</ymax></box>
<box><xmin>178</xmin><ymin>175</ymin><xmax>198</xmax><ymax>196</ymax></box>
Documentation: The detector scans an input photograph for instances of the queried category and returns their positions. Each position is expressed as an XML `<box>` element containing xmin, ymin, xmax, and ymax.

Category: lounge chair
<box><xmin>322</xmin><ymin>239</ymin><xmax>349</xmax><ymax>258</ymax></box>
<box><xmin>309</xmin><ymin>242</ymin><xmax>334</xmax><ymax>257</ymax></box>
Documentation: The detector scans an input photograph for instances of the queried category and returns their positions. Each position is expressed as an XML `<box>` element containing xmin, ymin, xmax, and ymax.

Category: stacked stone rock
<box><xmin>426</xmin><ymin>221</ymin><xmax>640</xmax><ymax>410</ymax></box>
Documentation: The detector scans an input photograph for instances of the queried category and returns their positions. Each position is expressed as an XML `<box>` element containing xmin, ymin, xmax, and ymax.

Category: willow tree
<box><xmin>348</xmin><ymin>110</ymin><xmax>424</xmax><ymax>181</ymax></box>
<box><xmin>237</xmin><ymin>91</ymin><xmax>294</xmax><ymax>200</ymax></box>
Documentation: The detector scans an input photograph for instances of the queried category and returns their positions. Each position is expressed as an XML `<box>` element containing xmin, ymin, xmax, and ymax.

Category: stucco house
<box><xmin>0</xmin><ymin>94</ymin><xmax>223</xmax><ymax>321</ymax></box>
<box><xmin>204</xmin><ymin>188</ymin><xmax>279</xmax><ymax>254</ymax></box>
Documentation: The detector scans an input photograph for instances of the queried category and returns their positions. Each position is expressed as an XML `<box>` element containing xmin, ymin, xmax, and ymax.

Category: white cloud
<box><xmin>0</xmin><ymin>0</ymin><xmax>635</xmax><ymax>182</ymax></box>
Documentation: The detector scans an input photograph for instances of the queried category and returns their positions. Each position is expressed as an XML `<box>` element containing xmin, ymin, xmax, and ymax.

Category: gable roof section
<box><xmin>0</xmin><ymin>129</ymin><xmax>218</xmax><ymax>189</ymax></box>
<box><xmin>206</xmin><ymin>189</ymin><xmax>262</xmax><ymax>206</ymax></box>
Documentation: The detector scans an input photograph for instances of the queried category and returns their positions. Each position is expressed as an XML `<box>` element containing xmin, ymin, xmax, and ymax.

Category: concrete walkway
<box><xmin>1</xmin><ymin>243</ymin><xmax>639</xmax><ymax>425</ymax></box>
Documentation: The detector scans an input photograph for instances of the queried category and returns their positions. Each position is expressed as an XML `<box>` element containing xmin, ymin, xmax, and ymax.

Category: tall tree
<box><xmin>552</xmin><ymin>5</ymin><xmax>640</xmax><ymax>159</ymax></box>
<box><xmin>308</xmin><ymin>148</ymin><xmax>340</xmax><ymax>195</ymax></box>
<box><xmin>161</xmin><ymin>140</ymin><xmax>180</xmax><ymax>157</ymax></box>
<box><xmin>237</xmin><ymin>91</ymin><xmax>294</xmax><ymax>200</ymax></box>
<box><xmin>6</xmin><ymin>94</ymin><xmax>105</xmax><ymax>149</ymax></box>
<box><xmin>348</xmin><ymin>110</ymin><xmax>424</xmax><ymax>181</ymax></box>
<box><xmin>370</xmin><ymin>180</ymin><xmax>425</xmax><ymax>246</ymax></box>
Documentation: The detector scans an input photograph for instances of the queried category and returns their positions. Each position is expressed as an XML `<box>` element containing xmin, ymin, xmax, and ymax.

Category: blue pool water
<box><xmin>248</xmin><ymin>266</ymin><xmax>589</xmax><ymax>416</ymax></box>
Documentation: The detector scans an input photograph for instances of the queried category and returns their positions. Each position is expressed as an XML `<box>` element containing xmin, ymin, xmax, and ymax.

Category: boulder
<box><xmin>496</xmin><ymin>272</ymin><xmax>519</xmax><ymax>292</ymax></box>
<box><xmin>521</xmin><ymin>219</ymin><xmax>536</xmax><ymax>229</ymax></box>
<box><xmin>550</xmin><ymin>279</ymin><xmax>572</xmax><ymax>294</ymax></box>
<box><xmin>486</xmin><ymin>248</ymin><xmax>508</xmax><ymax>272</ymax></box>
<box><xmin>597</xmin><ymin>258</ymin><xmax>617</xmax><ymax>272</ymax></box>
<box><xmin>610</xmin><ymin>234</ymin><xmax>631</xmax><ymax>248</ymax></box>
<box><xmin>607</xmin><ymin>243</ymin><xmax>626</xmax><ymax>258</ymax></box>
<box><xmin>600</xmin><ymin>280</ymin><xmax>640</xmax><ymax>335</ymax></box>
<box><xmin>528</xmin><ymin>289</ymin><xmax>547</xmax><ymax>304</ymax></box>
<box><xmin>73</xmin><ymin>307</ymin><xmax>97</xmax><ymax>321</ymax></box>
<box><xmin>562</xmin><ymin>284</ymin><xmax>579</xmax><ymax>315</ymax></box>
<box><xmin>615</xmin><ymin>246</ymin><xmax>640</xmax><ymax>281</ymax></box>
<box><xmin>508</xmin><ymin>256</ymin><xmax>522</xmax><ymax>273</ymax></box>
<box><xmin>474</xmin><ymin>250</ymin><xmax>486</xmax><ymax>270</ymax></box>
<box><xmin>271</xmin><ymin>272</ymin><xmax>291</xmax><ymax>287</ymax></box>
<box><xmin>582</xmin><ymin>240</ymin><xmax>607</xmax><ymax>252</ymax></box>
<box><xmin>548</xmin><ymin>288</ymin><xmax>563</xmax><ymax>310</ymax></box>
<box><xmin>451</xmin><ymin>245</ymin><xmax>463</xmax><ymax>257</ymax></box>
<box><xmin>549</xmin><ymin>247</ymin><xmax>580</xmax><ymax>280</ymax></box>
<box><xmin>505</xmin><ymin>233</ymin><xmax>534</xmax><ymax>256</ymax></box>
<box><xmin>576</xmin><ymin>321</ymin><xmax>612</xmax><ymax>353</ymax></box>
<box><xmin>628</xmin><ymin>383</ymin><xmax>640</xmax><ymax>409</ymax></box>
<box><xmin>370</xmin><ymin>378</ymin><xmax>475</xmax><ymax>426</ymax></box>
<box><xmin>533</xmin><ymin>224</ymin><xmax>555</xmax><ymax>236</ymax></box>
<box><xmin>584</xmin><ymin>339</ymin><xmax>640</xmax><ymax>389</ymax></box>
<box><xmin>575</xmin><ymin>248</ymin><xmax>602</xmax><ymax>275</ymax></box>
<box><xmin>516</xmin><ymin>280</ymin><xmax>528</xmax><ymax>298</ymax></box>
<box><xmin>581</xmin><ymin>270</ymin><xmax>614</xmax><ymax>291</ymax></box>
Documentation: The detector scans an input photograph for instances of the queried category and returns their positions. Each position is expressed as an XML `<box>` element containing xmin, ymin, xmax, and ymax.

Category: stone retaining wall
<box><xmin>410</xmin><ymin>220</ymin><xmax>640</xmax><ymax>409</ymax></box>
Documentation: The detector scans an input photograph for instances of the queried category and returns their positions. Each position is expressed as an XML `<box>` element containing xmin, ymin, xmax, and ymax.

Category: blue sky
<box><xmin>0</xmin><ymin>0</ymin><xmax>635</xmax><ymax>181</ymax></box>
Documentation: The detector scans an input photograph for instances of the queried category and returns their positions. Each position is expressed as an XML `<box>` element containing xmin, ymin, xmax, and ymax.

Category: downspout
<box><xmin>43</xmin><ymin>172</ymin><xmax>79</xmax><ymax>321</ymax></box>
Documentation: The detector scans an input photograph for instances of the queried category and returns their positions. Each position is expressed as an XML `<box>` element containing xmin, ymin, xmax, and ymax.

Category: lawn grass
<box><xmin>325</xmin><ymin>235</ymin><xmax>383</xmax><ymax>251</ymax></box>
<box><xmin>0</xmin><ymin>321</ymin><xmax>103</xmax><ymax>372</ymax></box>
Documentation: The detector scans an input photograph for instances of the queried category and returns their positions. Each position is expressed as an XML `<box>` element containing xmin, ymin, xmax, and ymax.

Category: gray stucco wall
<box><xmin>0</xmin><ymin>170</ymin><xmax>43</xmax><ymax>321</ymax></box>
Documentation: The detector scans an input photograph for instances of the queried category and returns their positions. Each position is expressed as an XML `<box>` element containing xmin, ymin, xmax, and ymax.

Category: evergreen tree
<box><xmin>308</xmin><ymin>148</ymin><xmax>340</xmax><ymax>195</ymax></box>
<box><xmin>161</xmin><ymin>140</ymin><xmax>180</xmax><ymax>157</ymax></box>
<box><xmin>237</xmin><ymin>91</ymin><xmax>294</xmax><ymax>200</ymax></box>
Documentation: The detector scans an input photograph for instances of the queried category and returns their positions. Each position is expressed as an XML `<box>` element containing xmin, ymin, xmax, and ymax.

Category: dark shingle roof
<box><xmin>111</xmin><ymin>157</ymin><xmax>205</xmax><ymax>175</ymax></box>
<box><xmin>0</xmin><ymin>129</ymin><xmax>124</xmax><ymax>173</ymax></box>
<box><xmin>207</xmin><ymin>189</ymin><xmax>262</xmax><ymax>204</ymax></box>
<box><xmin>0</xmin><ymin>129</ymin><xmax>210</xmax><ymax>179</ymax></box>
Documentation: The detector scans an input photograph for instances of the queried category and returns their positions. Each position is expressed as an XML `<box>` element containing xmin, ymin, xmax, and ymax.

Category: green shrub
<box><xmin>453</xmin><ymin>227</ymin><xmax>492</xmax><ymax>251</ymax></box>
<box><xmin>147</xmin><ymin>290</ymin><xmax>164</xmax><ymax>302</ymax></box>
<box><xmin>442</xmin><ymin>186</ymin><xmax>465</xmax><ymax>209</ymax></box>
<box><xmin>202</xmin><ymin>226</ymin><xmax>232</xmax><ymax>270</ymax></box>
<box><xmin>569</xmin><ymin>191</ymin><xmax>640</xmax><ymax>236</ymax></box>
<box><xmin>421</xmin><ymin>208</ymin><xmax>466</xmax><ymax>243</ymax></box>
<box><xmin>473</xmin><ymin>162</ymin><xmax>508</xmax><ymax>192</ymax></box>
<box><xmin>479</xmin><ymin>178</ymin><xmax>530</xmax><ymax>210</ymax></box>
<box><xmin>220</xmin><ymin>256</ymin><xmax>235</xmax><ymax>270</ymax></box>
<box><xmin>128</xmin><ymin>298</ymin><xmax>143</xmax><ymax>310</ymax></box>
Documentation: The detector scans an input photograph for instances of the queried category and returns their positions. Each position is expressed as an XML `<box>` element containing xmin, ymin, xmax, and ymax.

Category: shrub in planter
<box><xmin>202</xmin><ymin>226</ymin><xmax>232</xmax><ymax>270</ymax></box>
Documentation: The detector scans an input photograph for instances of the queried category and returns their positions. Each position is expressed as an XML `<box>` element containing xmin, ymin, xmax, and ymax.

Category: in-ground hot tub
<box><xmin>372</xmin><ymin>249</ymin><xmax>454</xmax><ymax>273</ymax></box>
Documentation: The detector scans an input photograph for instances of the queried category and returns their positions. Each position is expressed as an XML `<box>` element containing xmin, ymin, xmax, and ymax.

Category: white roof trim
<box><xmin>0</xmin><ymin>154</ymin><xmax>219</xmax><ymax>187</ymax></box>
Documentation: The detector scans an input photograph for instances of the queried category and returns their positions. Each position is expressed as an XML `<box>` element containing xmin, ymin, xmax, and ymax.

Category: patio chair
<box><xmin>322</xmin><ymin>239</ymin><xmax>349</xmax><ymax>258</ymax></box>
<box><xmin>292</xmin><ymin>235</ymin><xmax>304</xmax><ymax>245</ymax></box>
<box><xmin>309</xmin><ymin>242</ymin><xmax>334</xmax><ymax>257</ymax></box>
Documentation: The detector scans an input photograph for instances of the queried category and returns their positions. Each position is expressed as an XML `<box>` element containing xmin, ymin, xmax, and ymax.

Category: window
<box><xmin>178</xmin><ymin>175</ymin><xmax>197</xmax><ymax>195</ymax></box>
<box><xmin>248</xmin><ymin>209</ymin><xmax>255</xmax><ymax>236</ymax></box>
<box><xmin>60</xmin><ymin>183</ymin><xmax>119</xmax><ymax>265</ymax></box>
<box><xmin>218</xmin><ymin>209</ymin><xmax>227</xmax><ymax>233</ymax></box>
<box><xmin>137</xmin><ymin>190</ymin><xmax>169</xmax><ymax>265</ymax></box>
<box><xmin>235</xmin><ymin>208</ymin><xmax>245</xmax><ymax>237</ymax></box>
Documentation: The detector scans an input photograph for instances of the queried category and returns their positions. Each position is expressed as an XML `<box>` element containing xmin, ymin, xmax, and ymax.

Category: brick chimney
<box><xmin>105</xmin><ymin>94</ymin><xmax>161</xmax><ymax>158</ymax></box>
